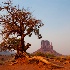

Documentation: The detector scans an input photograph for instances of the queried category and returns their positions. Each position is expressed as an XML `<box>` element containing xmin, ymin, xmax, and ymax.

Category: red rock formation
<box><xmin>33</xmin><ymin>40</ymin><xmax>62</xmax><ymax>56</ymax></box>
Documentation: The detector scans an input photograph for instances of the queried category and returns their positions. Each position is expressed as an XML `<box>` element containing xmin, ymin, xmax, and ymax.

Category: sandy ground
<box><xmin>0</xmin><ymin>55</ymin><xmax>70</xmax><ymax>70</ymax></box>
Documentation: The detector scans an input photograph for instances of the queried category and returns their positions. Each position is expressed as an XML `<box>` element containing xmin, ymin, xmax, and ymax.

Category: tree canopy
<box><xmin>0</xmin><ymin>0</ymin><xmax>44</xmax><ymax>54</ymax></box>
<box><xmin>0</xmin><ymin>37</ymin><xmax>20</xmax><ymax>51</ymax></box>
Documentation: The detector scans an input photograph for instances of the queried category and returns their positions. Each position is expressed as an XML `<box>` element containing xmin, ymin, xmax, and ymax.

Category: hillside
<box><xmin>0</xmin><ymin>55</ymin><xmax>70</xmax><ymax>70</ymax></box>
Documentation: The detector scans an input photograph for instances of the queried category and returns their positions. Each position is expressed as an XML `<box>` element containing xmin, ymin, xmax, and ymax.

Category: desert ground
<box><xmin>0</xmin><ymin>54</ymin><xmax>70</xmax><ymax>70</ymax></box>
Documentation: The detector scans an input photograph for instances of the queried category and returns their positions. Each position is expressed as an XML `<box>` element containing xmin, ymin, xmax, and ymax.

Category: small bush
<box><xmin>1</xmin><ymin>58</ymin><xmax>4</xmax><ymax>61</ymax></box>
<box><xmin>55</xmin><ymin>57</ymin><xmax>61</xmax><ymax>60</ymax></box>
<box><xmin>45</xmin><ymin>53</ymin><xmax>55</xmax><ymax>58</ymax></box>
<box><xmin>33</xmin><ymin>52</ymin><xmax>56</xmax><ymax>58</ymax></box>
<box><xmin>55</xmin><ymin>56</ymin><xmax>67</xmax><ymax>62</ymax></box>
<box><xmin>0</xmin><ymin>61</ymin><xmax>4</xmax><ymax>65</ymax></box>
<box><xmin>34</xmin><ymin>52</ymin><xmax>45</xmax><ymax>57</ymax></box>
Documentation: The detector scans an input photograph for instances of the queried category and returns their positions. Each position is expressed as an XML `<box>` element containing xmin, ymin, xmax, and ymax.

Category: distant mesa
<box><xmin>33</xmin><ymin>40</ymin><xmax>62</xmax><ymax>56</ymax></box>
<box><xmin>0</xmin><ymin>50</ymin><xmax>16</xmax><ymax>55</ymax></box>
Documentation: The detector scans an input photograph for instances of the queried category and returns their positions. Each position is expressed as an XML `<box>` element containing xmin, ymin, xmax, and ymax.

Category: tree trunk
<box><xmin>21</xmin><ymin>34</ymin><xmax>27</xmax><ymax>53</ymax></box>
<box><xmin>15</xmin><ymin>35</ymin><xmax>25</xmax><ymax>59</ymax></box>
<box><xmin>20</xmin><ymin>22</ymin><xmax>26</xmax><ymax>53</ymax></box>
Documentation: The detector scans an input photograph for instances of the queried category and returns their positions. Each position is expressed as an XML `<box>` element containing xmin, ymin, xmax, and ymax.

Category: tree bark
<box><xmin>21</xmin><ymin>34</ymin><xmax>25</xmax><ymax>53</ymax></box>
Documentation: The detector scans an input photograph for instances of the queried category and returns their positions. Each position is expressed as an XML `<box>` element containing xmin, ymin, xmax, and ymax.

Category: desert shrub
<box><xmin>0</xmin><ymin>60</ymin><xmax>4</xmax><ymax>65</ymax></box>
<box><xmin>66</xmin><ymin>56</ymin><xmax>70</xmax><ymax>61</ymax></box>
<box><xmin>55</xmin><ymin>56</ymin><xmax>61</xmax><ymax>60</ymax></box>
<box><xmin>32</xmin><ymin>52</ymin><xmax>56</xmax><ymax>58</ymax></box>
<box><xmin>45</xmin><ymin>53</ymin><xmax>55</xmax><ymax>58</ymax></box>
<box><xmin>55</xmin><ymin>56</ymin><xmax>67</xmax><ymax>62</ymax></box>
<box><xmin>34</xmin><ymin>52</ymin><xmax>45</xmax><ymax>57</ymax></box>
<box><xmin>0</xmin><ymin>62</ymin><xmax>3</xmax><ymax>65</ymax></box>
<box><xmin>1</xmin><ymin>58</ymin><xmax>4</xmax><ymax>61</ymax></box>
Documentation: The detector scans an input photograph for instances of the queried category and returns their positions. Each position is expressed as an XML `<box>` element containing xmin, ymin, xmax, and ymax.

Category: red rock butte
<box><xmin>33</xmin><ymin>40</ymin><xmax>62</xmax><ymax>56</ymax></box>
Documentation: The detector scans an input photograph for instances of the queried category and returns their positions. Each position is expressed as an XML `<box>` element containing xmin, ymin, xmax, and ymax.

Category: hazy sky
<box><xmin>0</xmin><ymin>0</ymin><xmax>70</xmax><ymax>55</ymax></box>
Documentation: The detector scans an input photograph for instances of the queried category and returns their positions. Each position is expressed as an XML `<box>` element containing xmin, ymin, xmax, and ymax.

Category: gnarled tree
<box><xmin>0</xmin><ymin>0</ymin><xmax>44</xmax><ymax>55</ymax></box>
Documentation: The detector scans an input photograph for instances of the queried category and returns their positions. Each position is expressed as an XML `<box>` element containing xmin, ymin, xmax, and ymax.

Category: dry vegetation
<box><xmin>0</xmin><ymin>54</ymin><xmax>70</xmax><ymax>70</ymax></box>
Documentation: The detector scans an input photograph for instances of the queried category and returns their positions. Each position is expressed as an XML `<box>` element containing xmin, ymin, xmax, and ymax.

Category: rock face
<box><xmin>41</xmin><ymin>40</ymin><xmax>53</xmax><ymax>51</ymax></box>
<box><xmin>33</xmin><ymin>40</ymin><xmax>62</xmax><ymax>56</ymax></box>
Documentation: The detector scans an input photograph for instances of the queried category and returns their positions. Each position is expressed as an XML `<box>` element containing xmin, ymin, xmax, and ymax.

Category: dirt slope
<box><xmin>0</xmin><ymin>56</ymin><xmax>70</xmax><ymax>70</ymax></box>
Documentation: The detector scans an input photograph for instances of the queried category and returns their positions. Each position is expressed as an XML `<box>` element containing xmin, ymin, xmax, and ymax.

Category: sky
<box><xmin>0</xmin><ymin>0</ymin><xmax>70</xmax><ymax>55</ymax></box>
